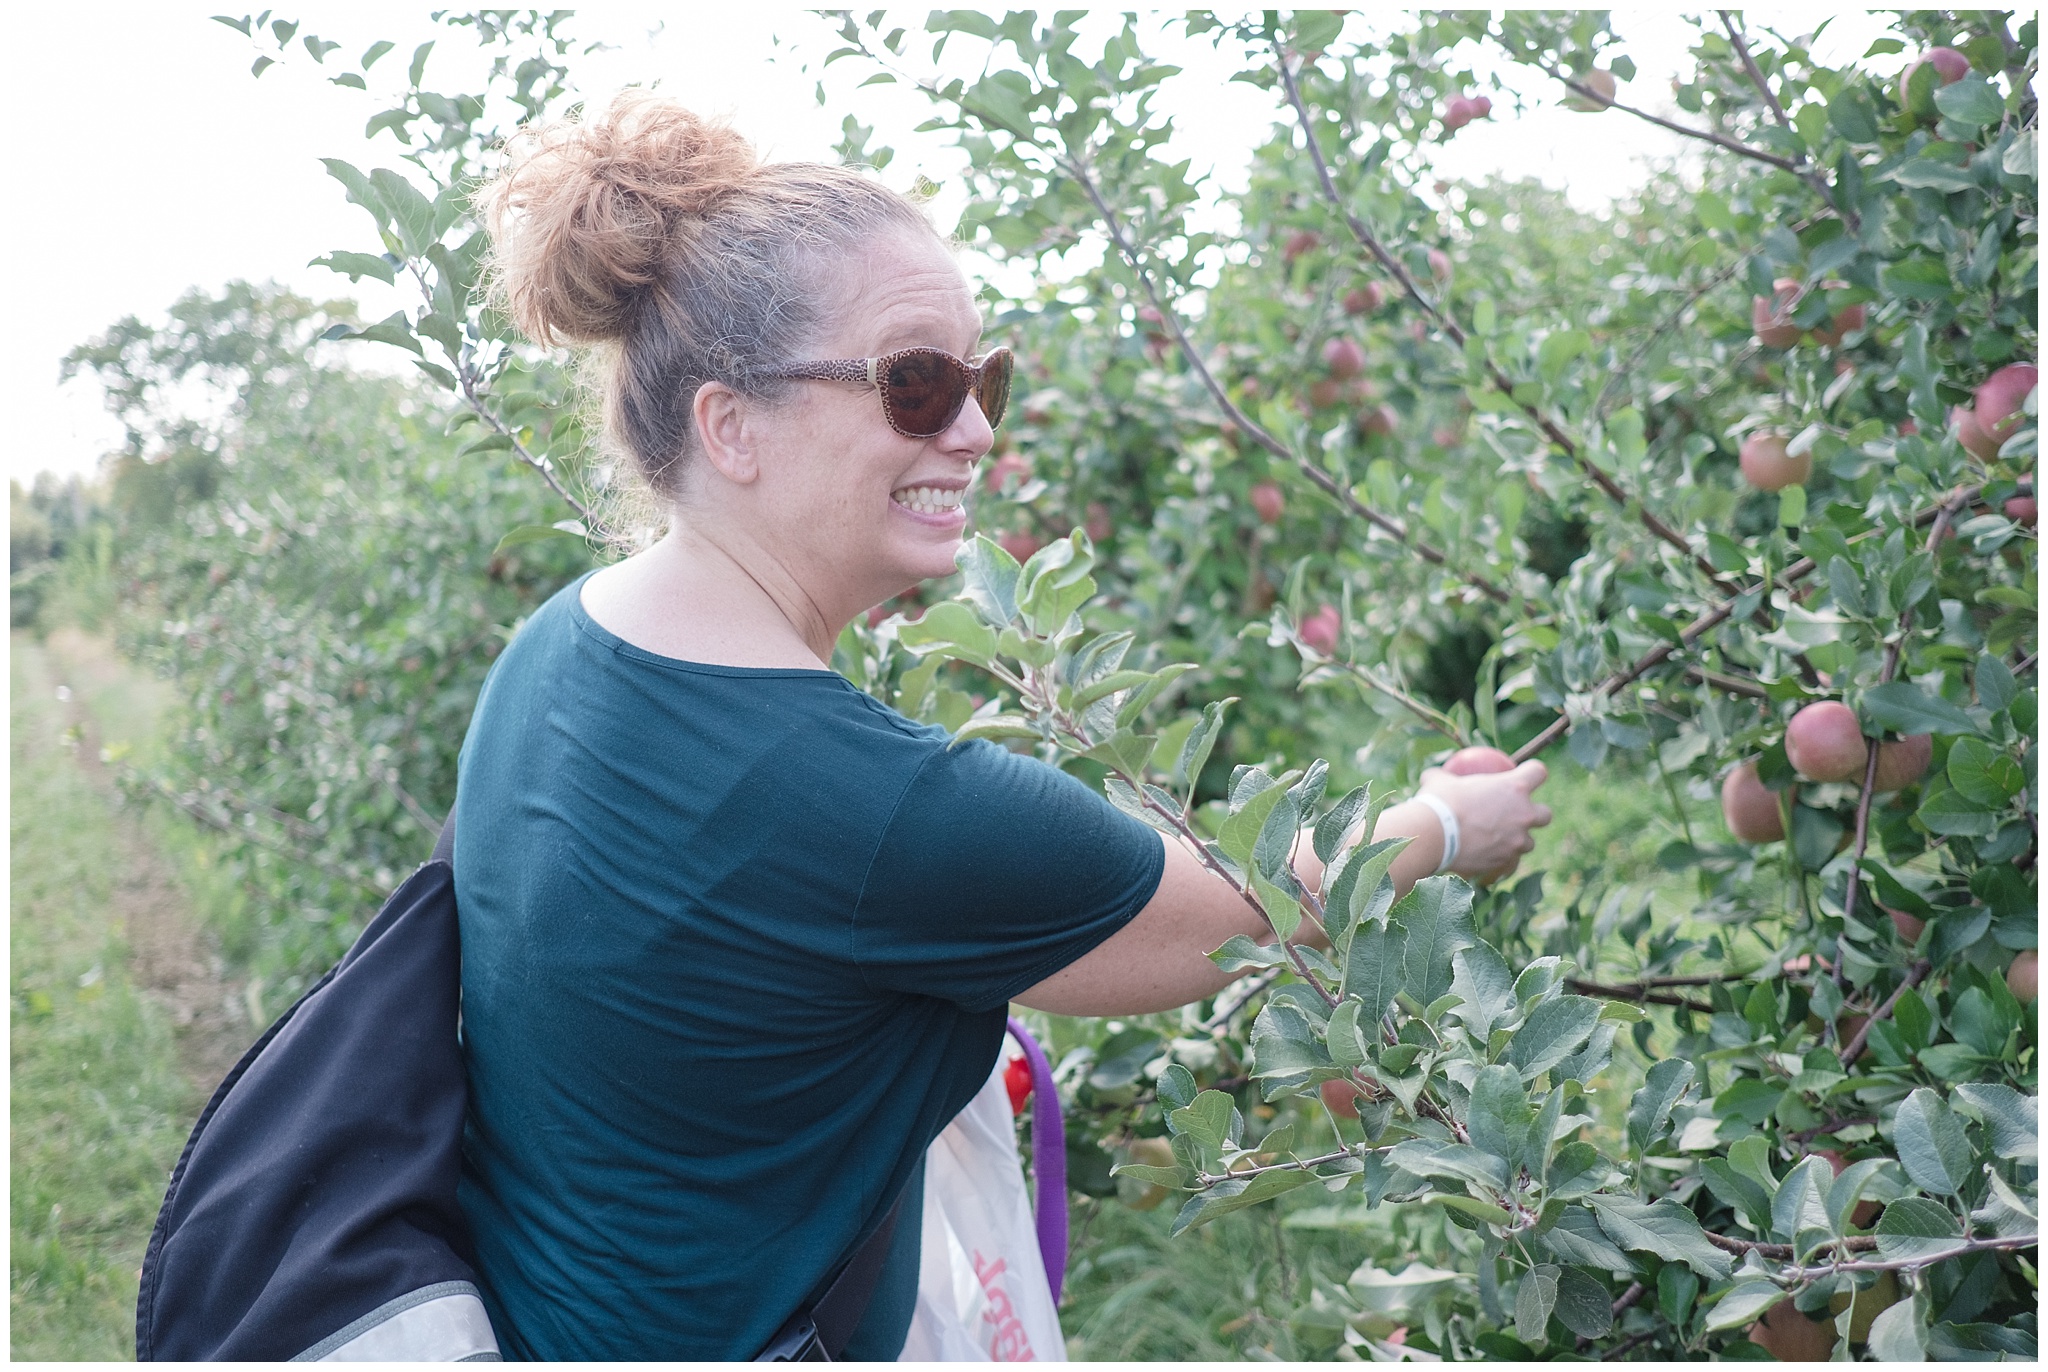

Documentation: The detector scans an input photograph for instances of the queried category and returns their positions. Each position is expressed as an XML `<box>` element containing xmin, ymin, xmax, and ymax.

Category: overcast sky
<box><xmin>5</xmin><ymin>7</ymin><xmax>1904</xmax><ymax>486</ymax></box>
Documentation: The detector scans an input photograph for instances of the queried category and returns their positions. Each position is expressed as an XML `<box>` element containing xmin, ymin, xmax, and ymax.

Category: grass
<box><xmin>10</xmin><ymin>633</ymin><xmax>201</xmax><ymax>1360</ymax></box>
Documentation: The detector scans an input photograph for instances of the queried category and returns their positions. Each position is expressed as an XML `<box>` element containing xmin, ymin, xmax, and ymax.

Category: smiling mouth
<box><xmin>891</xmin><ymin>485</ymin><xmax>965</xmax><ymax>516</ymax></box>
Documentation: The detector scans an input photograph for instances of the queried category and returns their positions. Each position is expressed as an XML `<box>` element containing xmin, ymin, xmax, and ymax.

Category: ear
<box><xmin>693</xmin><ymin>381</ymin><xmax>760</xmax><ymax>485</ymax></box>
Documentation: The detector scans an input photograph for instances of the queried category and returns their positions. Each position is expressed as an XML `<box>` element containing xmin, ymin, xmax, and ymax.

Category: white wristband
<box><xmin>1417</xmin><ymin>792</ymin><xmax>1459</xmax><ymax>875</ymax></box>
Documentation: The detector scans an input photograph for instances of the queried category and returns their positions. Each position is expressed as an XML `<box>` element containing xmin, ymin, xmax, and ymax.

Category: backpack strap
<box><xmin>430</xmin><ymin>807</ymin><xmax>455</xmax><ymax>868</ymax></box>
<box><xmin>755</xmin><ymin>1182</ymin><xmax>910</xmax><ymax>1361</ymax></box>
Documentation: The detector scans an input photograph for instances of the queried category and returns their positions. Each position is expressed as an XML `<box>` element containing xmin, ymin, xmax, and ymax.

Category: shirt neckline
<box><xmin>567</xmin><ymin>570</ymin><xmax>848</xmax><ymax>681</ymax></box>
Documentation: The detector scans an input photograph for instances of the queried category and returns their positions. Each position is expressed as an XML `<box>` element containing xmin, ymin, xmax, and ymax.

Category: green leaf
<box><xmin>1551</xmin><ymin>1265</ymin><xmax>1612</xmax><ymax>1339</ymax></box>
<box><xmin>1325</xmin><ymin>836</ymin><xmax>1407</xmax><ymax>944</ymax></box>
<box><xmin>1977</xmin><ymin>653</ymin><xmax>2019</xmax><ymax>715</ymax></box>
<box><xmin>309</xmin><ymin>250</ymin><xmax>395</xmax><ymax>284</ymax></box>
<box><xmin>361</xmin><ymin>39</ymin><xmax>395</xmax><ymax>68</ymax></box>
<box><xmin>1168</xmin><ymin>1168</ymin><xmax>1315</xmax><ymax>1236</ymax></box>
<box><xmin>1771</xmin><ymin>1154</ymin><xmax>1835</xmax><ymax>1257</ymax></box>
<box><xmin>491</xmin><ymin>524</ymin><xmax>580</xmax><ymax>555</ymax></box>
<box><xmin>1505</xmin><ymin>995</ymin><xmax>1601</xmax><ymax>1081</ymax></box>
<box><xmin>1465</xmin><ymin>1064</ymin><xmax>1534</xmax><ymax>1174</ymax></box>
<box><xmin>1539</xmin><ymin>1204</ymin><xmax>1631</xmax><ymax>1271</ymax></box>
<box><xmin>1112</xmin><ymin>1163</ymin><xmax>1189</xmax><ymax>1188</ymax></box>
<box><xmin>1248</xmin><ymin>999</ymin><xmax>1332</xmax><ymax>1081</ymax></box>
<box><xmin>1250</xmin><ymin>867</ymin><xmax>1302</xmax><ymax>942</ymax></box>
<box><xmin>1157</xmin><ymin>1063</ymin><xmax>1198</xmax><ymax>1112</ymax></box>
<box><xmin>1176</xmin><ymin>700</ymin><xmax>1230</xmax><ymax>792</ymax></box>
<box><xmin>1706</xmin><ymin>1279</ymin><xmax>1785</xmax><ymax>1333</ymax></box>
<box><xmin>1862</xmin><ymin>681</ymin><xmax>1977</xmax><ymax>736</ymax></box>
<box><xmin>955</xmin><ymin>534</ymin><xmax>1021</xmax><ymax>625</ymax></box>
<box><xmin>1546</xmin><ymin>1142</ymin><xmax>1608</xmax><ymax>1200</ymax></box>
<box><xmin>1627</xmin><ymin>1058</ymin><xmax>1695</xmax><ymax>1154</ymax></box>
<box><xmin>1325</xmin><ymin>999</ymin><xmax>1371</xmax><ymax>1070</ymax></box>
<box><xmin>1209</xmin><ymin>934</ymin><xmax>1287</xmax><ymax>974</ymax></box>
<box><xmin>1515</xmin><ymin>1264</ymin><xmax>1558</xmax><ymax>1345</ymax></box>
<box><xmin>1947</xmin><ymin>736</ymin><xmax>2023</xmax><ymax>805</ymax></box>
<box><xmin>1825</xmin><ymin>1158</ymin><xmax>1891</xmax><ymax>1235</ymax></box>
<box><xmin>951</xmin><ymin>714</ymin><xmax>1040</xmax><ymax>745</ymax></box>
<box><xmin>1449</xmin><ymin>941</ymin><xmax>1516</xmax><ymax>1043</ymax></box>
<box><xmin>1889</xmin><ymin>158</ymin><xmax>1978</xmax><ymax>192</ymax></box>
<box><xmin>1314</xmin><ymin>784</ymin><xmax>1371</xmax><ymax>863</ymax></box>
<box><xmin>896</xmin><ymin>600</ymin><xmax>998</xmax><ymax>666</ymax></box>
<box><xmin>1587</xmin><ymin>1197</ymin><xmax>1733</xmax><ymax>1278</ymax></box>
<box><xmin>1390</xmin><ymin>876</ymin><xmax>1475</xmax><ymax>1007</ymax></box>
<box><xmin>1933</xmin><ymin>74</ymin><xmax>2005</xmax><ymax>129</ymax></box>
<box><xmin>1892</xmin><ymin>1088</ymin><xmax>1975</xmax><ymax>1195</ymax></box>
<box><xmin>369</xmin><ymin>167</ymin><xmax>437</xmax><ymax>256</ymax></box>
<box><xmin>1251</xmin><ymin>786</ymin><xmax>1303</xmax><ymax>880</ymax></box>
<box><xmin>1218</xmin><ymin>783</ymin><xmax>1286</xmax><ymax>868</ymax></box>
<box><xmin>1340</xmin><ymin>915</ymin><xmax>1405</xmax><ymax>1021</ymax></box>
<box><xmin>1918</xmin><ymin>779</ymin><xmax>2001</xmax><ymax>837</ymax></box>
<box><xmin>1866</xmin><ymin>1297</ymin><xmax>1928</xmax><ymax>1362</ymax></box>
<box><xmin>1168</xmin><ymin>1089</ymin><xmax>1235</xmax><ymax>1150</ymax></box>
<box><xmin>330</xmin><ymin>310</ymin><xmax>423</xmax><ymax>356</ymax></box>
<box><xmin>1389</xmin><ymin>1139</ymin><xmax>1508</xmax><ymax>1191</ymax></box>
<box><xmin>1952</xmin><ymin>1083</ymin><xmax>2037</xmax><ymax>1160</ymax></box>
<box><xmin>1659</xmin><ymin>1265</ymin><xmax>1699</xmax><ymax>1328</ymax></box>
<box><xmin>1874</xmin><ymin>1195</ymin><xmax>1962</xmax><ymax>1261</ymax></box>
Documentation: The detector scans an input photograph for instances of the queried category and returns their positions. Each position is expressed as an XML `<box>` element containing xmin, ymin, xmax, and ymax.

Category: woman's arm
<box><xmin>1014</xmin><ymin>762</ymin><xmax>1551</xmax><ymax>1017</ymax></box>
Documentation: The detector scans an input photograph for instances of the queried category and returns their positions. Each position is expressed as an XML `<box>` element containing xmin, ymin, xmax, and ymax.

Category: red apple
<box><xmin>1307</xmin><ymin>378</ymin><xmax>1345</xmax><ymax>410</ymax></box>
<box><xmin>1903</xmin><ymin>46</ymin><xmax>1972</xmax><ymax>110</ymax></box>
<box><xmin>998</xmin><ymin>530</ymin><xmax>1044</xmax><ymax>563</ymax></box>
<box><xmin>1359</xmin><ymin>403</ymin><xmax>1399</xmax><ymax>438</ymax></box>
<box><xmin>1427</xmin><ymin>248</ymin><xmax>1452</xmax><ymax>284</ymax></box>
<box><xmin>2006</xmin><ymin>496</ymin><xmax>2037</xmax><ymax>526</ymax></box>
<box><xmin>1443</xmin><ymin>95</ymin><xmax>1474</xmax><ymax>131</ymax></box>
<box><xmin>1249</xmin><ymin>481</ymin><xmax>1286</xmax><ymax>525</ymax></box>
<box><xmin>1885</xmin><ymin>906</ymin><xmax>1926</xmax><ymax>943</ymax></box>
<box><xmin>1004</xmin><ymin>1054</ymin><xmax>1034</xmax><ymax>1114</ymax></box>
<box><xmin>1749</xmin><ymin>1299</ymin><xmax>1838</xmax><ymax>1362</ymax></box>
<box><xmin>1470</xmin><ymin>94</ymin><xmax>1492</xmax><ymax>119</ymax></box>
<box><xmin>1320</xmin><ymin>1077</ymin><xmax>1361</xmax><ymax>1118</ymax></box>
<box><xmin>1975</xmin><ymin>362</ymin><xmax>2038</xmax><ymax>445</ymax></box>
<box><xmin>1568</xmin><ymin>68</ymin><xmax>1618</xmax><ymax>110</ymax></box>
<box><xmin>1299</xmin><ymin>604</ymin><xmax>1342</xmax><ymax>656</ymax></box>
<box><xmin>1282</xmin><ymin>229</ymin><xmax>1321</xmax><ymax>264</ymax></box>
<box><xmin>1084</xmin><ymin>502</ymin><xmax>1113</xmax><ymax>543</ymax></box>
<box><xmin>1751</xmin><ymin>278</ymin><xmax>1805</xmax><ymax>348</ymax></box>
<box><xmin>1786</xmin><ymin>701</ymin><xmax>1870</xmax><ymax>782</ymax></box>
<box><xmin>1872</xmin><ymin>734</ymin><xmax>1931</xmax><ymax>792</ymax></box>
<box><xmin>1740</xmin><ymin>432</ymin><xmax>1812</xmax><ymax>491</ymax></box>
<box><xmin>1443</xmin><ymin>746</ymin><xmax>1515</xmax><ymax>775</ymax></box>
<box><xmin>1431</xmin><ymin>424</ymin><xmax>1464</xmax><ymax>448</ymax></box>
<box><xmin>1343</xmin><ymin>282</ymin><xmax>1386</xmax><ymax>315</ymax></box>
<box><xmin>1899</xmin><ymin>418</ymin><xmax>1919</xmax><ymax>436</ymax></box>
<box><xmin>1809</xmin><ymin>302</ymin><xmax>1867</xmax><ymax>347</ymax></box>
<box><xmin>2008</xmin><ymin>949</ymin><xmax>2038</xmax><ymax>1003</ymax></box>
<box><xmin>1953</xmin><ymin>405</ymin><xmax>2003</xmax><ymax>461</ymax></box>
<box><xmin>865</xmin><ymin>603</ymin><xmax>892</xmax><ymax>628</ymax></box>
<box><xmin>1323</xmin><ymin>336</ymin><xmax>1366</xmax><ymax>379</ymax></box>
<box><xmin>1722</xmin><ymin>761</ymin><xmax>1787</xmax><ymax>843</ymax></box>
<box><xmin>986</xmin><ymin>451</ymin><xmax>1033</xmax><ymax>494</ymax></box>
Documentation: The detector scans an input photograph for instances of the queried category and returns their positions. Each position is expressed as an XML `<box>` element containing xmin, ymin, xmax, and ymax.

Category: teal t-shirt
<box><xmin>452</xmin><ymin>574</ymin><xmax>1164</xmax><ymax>1360</ymax></box>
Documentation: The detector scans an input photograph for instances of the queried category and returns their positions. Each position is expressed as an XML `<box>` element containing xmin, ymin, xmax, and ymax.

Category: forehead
<box><xmin>826</xmin><ymin>229</ymin><xmax>981</xmax><ymax>355</ymax></box>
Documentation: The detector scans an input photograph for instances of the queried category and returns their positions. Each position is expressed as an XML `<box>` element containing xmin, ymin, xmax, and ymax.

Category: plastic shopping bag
<box><xmin>900</xmin><ymin>1026</ymin><xmax>1065</xmax><ymax>1362</ymax></box>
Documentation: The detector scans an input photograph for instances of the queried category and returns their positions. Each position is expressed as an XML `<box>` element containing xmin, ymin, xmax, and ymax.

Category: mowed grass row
<box><xmin>10</xmin><ymin>634</ymin><xmax>198</xmax><ymax>1360</ymax></box>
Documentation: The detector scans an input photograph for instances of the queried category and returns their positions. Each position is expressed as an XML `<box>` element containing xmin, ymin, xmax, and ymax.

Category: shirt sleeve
<box><xmin>851</xmin><ymin>737</ymin><xmax>1167</xmax><ymax>1012</ymax></box>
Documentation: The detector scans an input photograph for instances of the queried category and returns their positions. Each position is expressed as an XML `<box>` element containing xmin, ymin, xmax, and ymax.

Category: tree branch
<box><xmin>1716</xmin><ymin>13</ymin><xmax>1859</xmax><ymax>231</ymax></box>
<box><xmin>1274</xmin><ymin>46</ymin><xmax>1749</xmax><ymax>604</ymax></box>
<box><xmin>1058</xmin><ymin>152</ymin><xmax>1510</xmax><ymax>604</ymax></box>
<box><xmin>1837</xmin><ymin>958</ymin><xmax>1932</xmax><ymax>1067</ymax></box>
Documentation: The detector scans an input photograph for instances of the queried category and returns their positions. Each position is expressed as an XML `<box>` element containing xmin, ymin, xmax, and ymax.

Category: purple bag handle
<box><xmin>1004</xmin><ymin>1016</ymin><xmax>1066</xmax><ymax>1302</ymax></box>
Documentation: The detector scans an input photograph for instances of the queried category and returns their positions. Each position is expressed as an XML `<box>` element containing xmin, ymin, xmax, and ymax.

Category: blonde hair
<box><xmin>480</xmin><ymin>90</ymin><xmax>936</xmax><ymax>499</ymax></box>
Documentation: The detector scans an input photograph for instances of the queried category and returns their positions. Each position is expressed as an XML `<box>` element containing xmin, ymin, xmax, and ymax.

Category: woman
<box><xmin>454</xmin><ymin>91</ymin><xmax>1551</xmax><ymax>1360</ymax></box>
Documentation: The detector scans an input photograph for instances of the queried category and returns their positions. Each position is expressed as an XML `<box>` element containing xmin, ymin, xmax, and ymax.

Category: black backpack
<box><xmin>136</xmin><ymin>819</ymin><xmax>903</xmax><ymax>1361</ymax></box>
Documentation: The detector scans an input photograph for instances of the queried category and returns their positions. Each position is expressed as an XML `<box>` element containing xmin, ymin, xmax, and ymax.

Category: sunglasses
<box><xmin>773</xmin><ymin>346</ymin><xmax>1013</xmax><ymax>439</ymax></box>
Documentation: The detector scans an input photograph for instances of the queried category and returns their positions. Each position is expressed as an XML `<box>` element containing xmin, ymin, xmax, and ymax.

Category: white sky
<box><xmin>5</xmin><ymin>7</ymin><xmax>1906</xmax><ymax>486</ymax></box>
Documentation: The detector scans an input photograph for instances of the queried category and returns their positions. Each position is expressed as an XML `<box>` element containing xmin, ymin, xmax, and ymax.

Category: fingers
<box><xmin>1530</xmin><ymin>802</ymin><xmax>1554</xmax><ymax>828</ymax></box>
<box><xmin>1510</xmin><ymin>759</ymin><xmax>1548</xmax><ymax>792</ymax></box>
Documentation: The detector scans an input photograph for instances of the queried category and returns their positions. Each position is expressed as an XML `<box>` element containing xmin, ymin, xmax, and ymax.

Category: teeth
<box><xmin>892</xmin><ymin>485</ymin><xmax>964</xmax><ymax>515</ymax></box>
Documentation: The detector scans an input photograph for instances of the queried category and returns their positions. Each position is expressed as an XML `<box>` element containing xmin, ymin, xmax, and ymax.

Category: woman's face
<box><xmin>742</xmin><ymin>228</ymin><xmax>993</xmax><ymax>619</ymax></box>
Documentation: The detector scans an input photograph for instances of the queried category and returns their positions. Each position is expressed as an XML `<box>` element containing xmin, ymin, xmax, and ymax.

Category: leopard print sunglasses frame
<box><xmin>771</xmin><ymin>346</ymin><xmax>1013</xmax><ymax>439</ymax></box>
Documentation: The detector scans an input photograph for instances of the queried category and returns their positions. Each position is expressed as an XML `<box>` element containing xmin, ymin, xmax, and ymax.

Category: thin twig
<box><xmin>1838</xmin><ymin>487</ymin><xmax>1970</xmax><ymax>983</ymax></box>
<box><xmin>1717</xmin><ymin>13</ymin><xmax>1858</xmax><ymax>231</ymax></box>
<box><xmin>1543</xmin><ymin>69</ymin><xmax>1800</xmax><ymax>172</ymax></box>
<box><xmin>1705</xmin><ymin>1231</ymin><xmax>1877</xmax><ymax>1259</ymax></box>
<box><xmin>1787</xmin><ymin>1114</ymin><xmax>1878</xmax><ymax>1143</ymax></box>
<box><xmin>1323</xmin><ymin>657</ymin><xmax>1469</xmax><ymax>741</ymax></box>
<box><xmin>1685</xmin><ymin>664</ymin><xmax>1770</xmax><ymax>698</ymax></box>
<box><xmin>1611</xmin><ymin>1280</ymin><xmax>1647</xmax><ymax>1318</ymax></box>
<box><xmin>2016</xmin><ymin>651</ymin><xmax>2038</xmax><ymax>677</ymax></box>
<box><xmin>1838</xmin><ymin>959</ymin><xmax>1931</xmax><ymax>1066</ymax></box>
<box><xmin>1770</xmin><ymin>1232</ymin><xmax>2037</xmax><ymax>1280</ymax></box>
<box><xmin>1202</xmin><ymin>968</ymin><xmax>1283</xmax><ymax>1031</ymax></box>
<box><xmin>1275</xmin><ymin>46</ymin><xmax>1746</xmax><ymax>601</ymax></box>
<box><xmin>1567</xmin><ymin>978</ymin><xmax>1714</xmax><ymax>1013</ymax></box>
<box><xmin>1602</xmin><ymin>1329</ymin><xmax>1658</xmax><ymax>1361</ymax></box>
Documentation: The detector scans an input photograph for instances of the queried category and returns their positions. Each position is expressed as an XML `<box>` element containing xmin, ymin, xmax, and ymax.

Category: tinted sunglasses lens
<box><xmin>975</xmin><ymin>350</ymin><xmax>1012</xmax><ymax>429</ymax></box>
<box><xmin>880</xmin><ymin>352</ymin><xmax>966</xmax><ymax>437</ymax></box>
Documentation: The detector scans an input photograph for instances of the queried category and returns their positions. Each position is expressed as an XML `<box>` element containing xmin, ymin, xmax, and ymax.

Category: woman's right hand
<box><xmin>1416</xmin><ymin>760</ymin><xmax>1552</xmax><ymax>885</ymax></box>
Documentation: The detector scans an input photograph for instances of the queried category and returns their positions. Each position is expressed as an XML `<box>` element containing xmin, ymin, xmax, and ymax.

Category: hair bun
<box><xmin>483</xmin><ymin>90</ymin><xmax>759</xmax><ymax>345</ymax></box>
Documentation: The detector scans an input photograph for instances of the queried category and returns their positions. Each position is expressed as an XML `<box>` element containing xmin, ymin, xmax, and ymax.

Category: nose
<box><xmin>941</xmin><ymin>391</ymin><xmax>996</xmax><ymax>463</ymax></box>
